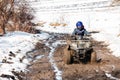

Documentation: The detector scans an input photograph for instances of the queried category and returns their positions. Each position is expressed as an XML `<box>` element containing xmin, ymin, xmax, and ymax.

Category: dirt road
<box><xmin>22</xmin><ymin>33</ymin><xmax>120</xmax><ymax>80</ymax></box>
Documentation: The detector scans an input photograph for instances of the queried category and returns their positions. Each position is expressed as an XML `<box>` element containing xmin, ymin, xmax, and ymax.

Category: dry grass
<box><xmin>112</xmin><ymin>0</ymin><xmax>120</xmax><ymax>5</ymax></box>
<box><xmin>49</xmin><ymin>22</ymin><xmax>67</xmax><ymax>27</ymax></box>
<box><xmin>37</xmin><ymin>21</ymin><xmax>46</xmax><ymax>27</ymax></box>
<box><xmin>0</xmin><ymin>27</ymin><xmax>3</xmax><ymax>33</ymax></box>
<box><xmin>20</xmin><ymin>26</ymin><xmax>39</xmax><ymax>34</ymax></box>
<box><xmin>114</xmin><ymin>0</ymin><xmax>120</xmax><ymax>2</ymax></box>
<box><xmin>50</xmin><ymin>22</ymin><xmax>61</xmax><ymax>27</ymax></box>
<box><xmin>117</xmin><ymin>34</ymin><xmax>120</xmax><ymax>37</ymax></box>
<box><xmin>61</xmin><ymin>23</ymin><xmax>67</xmax><ymax>27</ymax></box>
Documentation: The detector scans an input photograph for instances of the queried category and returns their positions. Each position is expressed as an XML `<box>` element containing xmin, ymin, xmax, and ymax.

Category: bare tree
<box><xmin>0</xmin><ymin>0</ymin><xmax>14</xmax><ymax>34</ymax></box>
<box><xmin>0</xmin><ymin>0</ymin><xmax>36</xmax><ymax>35</ymax></box>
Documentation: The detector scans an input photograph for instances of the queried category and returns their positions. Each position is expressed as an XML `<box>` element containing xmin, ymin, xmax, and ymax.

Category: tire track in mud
<box><xmin>25</xmin><ymin>41</ymin><xmax>55</xmax><ymax>80</ymax></box>
<box><xmin>24</xmin><ymin>33</ymin><xmax>65</xmax><ymax>80</ymax></box>
<box><xmin>46</xmin><ymin>41</ymin><xmax>62</xmax><ymax>80</ymax></box>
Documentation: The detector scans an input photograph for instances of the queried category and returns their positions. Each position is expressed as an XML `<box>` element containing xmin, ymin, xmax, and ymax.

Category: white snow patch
<box><xmin>105</xmin><ymin>73</ymin><xmax>120</xmax><ymax>80</ymax></box>
<box><xmin>0</xmin><ymin>31</ymin><xmax>50</xmax><ymax>79</ymax></box>
<box><xmin>46</xmin><ymin>41</ymin><xmax>62</xmax><ymax>80</ymax></box>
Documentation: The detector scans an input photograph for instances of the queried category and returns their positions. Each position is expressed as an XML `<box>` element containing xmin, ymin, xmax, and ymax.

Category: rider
<box><xmin>72</xmin><ymin>21</ymin><xmax>101</xmax><ymax>62</ymax></box>
<box><xmin>72</xmin><ymin>21</ymin><xmax>89</xmax><ymax>39</ymax></box>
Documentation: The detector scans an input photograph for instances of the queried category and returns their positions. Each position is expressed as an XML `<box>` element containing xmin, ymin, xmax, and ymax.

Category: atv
<box><xmin>63</xmin><ymin>35</ymin><xmax>97</xmax><ymax>64</ymax></box>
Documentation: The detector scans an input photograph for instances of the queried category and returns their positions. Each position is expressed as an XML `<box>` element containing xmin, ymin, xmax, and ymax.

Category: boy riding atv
<box><xmin>63</xmin><ymin>21</ymin><xmax>101</xmax><ymax>64</ymax></box>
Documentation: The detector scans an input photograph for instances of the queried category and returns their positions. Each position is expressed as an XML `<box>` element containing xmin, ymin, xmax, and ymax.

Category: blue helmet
<box><xmin>76</xmin><ymin>21</ymin><xmax>83</xmax><ymax>28</ymax></box>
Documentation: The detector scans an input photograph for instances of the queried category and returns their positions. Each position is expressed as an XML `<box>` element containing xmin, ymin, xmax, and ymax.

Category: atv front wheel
<box><xmin>63</xmin><ymin>46</ymin><xmax>74</xmax><ymax>64</ymax></box>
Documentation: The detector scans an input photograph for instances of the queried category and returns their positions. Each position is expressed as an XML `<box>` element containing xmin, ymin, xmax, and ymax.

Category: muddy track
<box><xmin>55</xmin><ymin>40</ymin><xmax>120</xmax><ymax>80</ymax></box>
<box><xmin>23</xmin><ymin>33</ymin><xmax>120</xmax><ymax>80</ymax></box>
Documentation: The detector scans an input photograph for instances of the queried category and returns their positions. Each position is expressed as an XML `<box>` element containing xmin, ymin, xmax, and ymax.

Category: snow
<box><xmin>46</xmin><ymin>42</ymin><xmax>62</xmax><ymax>80</ymax></box>
<box><xmin>105</xmin><ymin>73</ymin><xmax>120</xmax><ymax>80</ymax></box>
<box><xmin>33</xmin><ymin>55</ymin><xmax>44</xmax><ymax>62</ymax></box>
<box><xmin>0</xmin><ymin>31</ymin><xmax>50</xmax><ymax>79</ymax></box>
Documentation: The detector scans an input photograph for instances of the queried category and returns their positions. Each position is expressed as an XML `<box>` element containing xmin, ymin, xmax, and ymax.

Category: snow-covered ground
<box><xmin>0</xmin><ymin>31</ymin><xmax>50</xmax><ymax>80</ymax></box>
<box><xmin>0</xmin><ymin>0</ymin><xmax>120</xmax><ymax>80</ymax></box>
